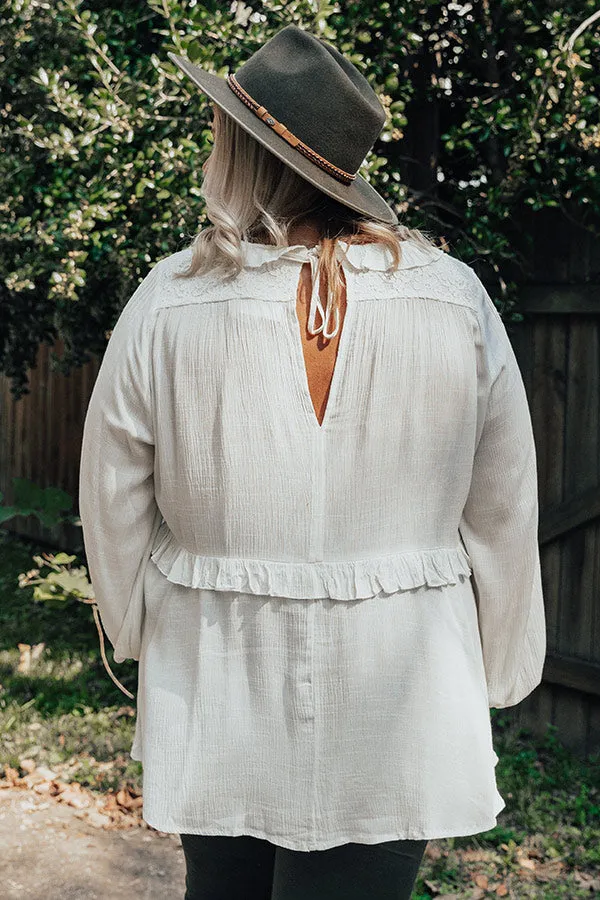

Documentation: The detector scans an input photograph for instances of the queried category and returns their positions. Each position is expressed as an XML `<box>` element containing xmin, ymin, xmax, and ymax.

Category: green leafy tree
<box><xmin>1</xmin><ymin>0</ymin><xmax>598</xmax><ymax>397</ymax></box>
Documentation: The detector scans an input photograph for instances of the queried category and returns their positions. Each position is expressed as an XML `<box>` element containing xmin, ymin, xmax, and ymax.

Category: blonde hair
<box><xmin>175</xmin><ymin>104</ymin><xmax>439</xmax><ymax>322</ymax></box>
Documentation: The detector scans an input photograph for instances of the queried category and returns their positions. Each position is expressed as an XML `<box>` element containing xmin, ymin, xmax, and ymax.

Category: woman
<box><xmin>79</xmin><ymin>24</ymin><xmax>547</xmax><ymax>900</ymax></box>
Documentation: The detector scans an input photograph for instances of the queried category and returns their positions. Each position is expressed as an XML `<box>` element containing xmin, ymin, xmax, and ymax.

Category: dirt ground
<box><xmin>0</xmin><ymin>787</ymin><xmax>186</xmax><ymax>899</ymax></box>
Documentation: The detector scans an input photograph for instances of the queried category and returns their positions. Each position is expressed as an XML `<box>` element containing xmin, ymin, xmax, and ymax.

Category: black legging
<box><xmin>179</xmin><ymin>833</ymin><xmax>428</xmax><ymax>899</ymax></box>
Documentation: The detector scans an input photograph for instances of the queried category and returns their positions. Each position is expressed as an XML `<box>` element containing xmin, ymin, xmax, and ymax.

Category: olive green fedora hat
<box><xmin>167</xmin><ymin>24</ymin><xmax>398</xmax><ymax>225</ymax></box>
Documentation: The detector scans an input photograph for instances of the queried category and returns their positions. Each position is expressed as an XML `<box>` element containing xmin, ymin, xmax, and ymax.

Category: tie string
<box><xmin>280</xmin><ymin>242</ymin><xmax>351</xmax><ymax>340</ymax></box>
<box><xmin>305</xmin><ymin>250</ymin><xmax>340</xmax><ymax>339</ymax></box>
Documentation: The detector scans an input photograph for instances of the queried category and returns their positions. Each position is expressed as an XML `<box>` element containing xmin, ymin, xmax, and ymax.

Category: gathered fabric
<box><xmin>150</xmin><ymin>519</ymin><xmax>473</xmax><ymax>599</ymax></box>
<box><xmin>239</xmin><ymin>237</ymin><xmax>444</xmax><ymax>341</ymax></box>
<box><xmin>78</xmin><ymin>236</ymin><xmax>546</xmax><ymax>850</ymax></box>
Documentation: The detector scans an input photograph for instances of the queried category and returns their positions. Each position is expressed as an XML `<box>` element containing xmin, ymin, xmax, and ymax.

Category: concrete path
<box><xmin>0</xmin><ymin>787</ymin><xmax>186</xmax><ymax>899</ymax></box>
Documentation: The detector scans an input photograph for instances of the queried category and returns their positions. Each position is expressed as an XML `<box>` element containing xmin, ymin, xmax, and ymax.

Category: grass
<box><xmin>1</xmin><ymin>528</ymin><xmax>599</xmax><ymax>897</ymax></box>
<box><xmin>410</xmin><ymin>718</ymin><xmax>600</xmax><ymax>897</ymax></box>
<box><xmin>0</xmin><ymin>529</ymin><xmax>142</xmax><ymax>791</ymax></box>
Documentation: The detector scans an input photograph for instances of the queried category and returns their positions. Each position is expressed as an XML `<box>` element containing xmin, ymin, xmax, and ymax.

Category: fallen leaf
<box><xmin>59</xmin><ymin>783</ymin><xmax>93</xmax><ymax>809</ymax></box>
<box><xmin>32</xmin><ymin>782</ymin><xmax>53</xmax><ymax>794</ymax></box>
<box><xmin>85</xmin><ymin>809</ymin><xmax>113</xmax><ymax>829</ymax></box>
<box><xmin>115</xmin><ymin>787</ymin><xmax>143</xmax><ymax>810</ymax></box>
<box><xmin>1</xmin><ymin>766</ymin><xmax>22</xmax><ymax>785</ymax></box>
<box><xmin>534</xmin><ymin>859</ymin><xmax>565</xmax><ymax>881</ymax></box>
<box><xmin>16</xmin><ymin>642</ymin><xmax>45</xmax><ymax>673</ymax></box>
<box><xmin>517</xmin><ymin>857</ymin><xmax>536</xmax><ymax>870</ymax></box>
<box><xmin>31</xmin><ymin>642</ymin><xmax>45</xmax><ymax>661</ymax></box>
<box><xmin>17</xmin><ymin>643</ymin><xmax>31</xmax><ymax>673</ymax></box>
<box><xmin>573</xmin><ymin>870</ymin><xmax>600</xmax><ymax>891</ymax></box>
<box><xmin>460</xmin><ymin>849</ymin><xmax>492</xmax><ymax>863</ymax></box>
<box><xmin>48</xmin><ymin>779</ymin><xmax>68</xmax><ymax>796</ymax></box>
<box><xmin>30</xmin><ymin>765</ymin><xmax>58</xmax><ymax>781</ymax></box>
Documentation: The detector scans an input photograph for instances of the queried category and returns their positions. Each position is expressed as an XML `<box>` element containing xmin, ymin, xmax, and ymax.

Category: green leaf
<box><xmin>51</xmin><ymin>552</ymin><xmax>78</xmax><ymax>565</ymax></box>
<box><xmin>0</xmin><ymin>507</ymin><xmax>22</xmax><ymax>523</ymax></box>
<box><xmin>10</xmin><ymin>479</ymin><xmax>72</xmax><ymax>525</ymax></box>
<box><xmin>33</xmin><ymin>584</ymin><xmax>64</xmax><ymax>602</ymax></box>
<box><xmin>45</xmin><ymin>567</ymin><xmax>94</xmax><ymax>599</ymax></box>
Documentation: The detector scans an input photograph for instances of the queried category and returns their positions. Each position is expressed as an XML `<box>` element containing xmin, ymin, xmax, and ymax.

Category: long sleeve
<box><xmin>78</xmin><ymin>262</ymin><xmax>164</xmax><ymax>663</ymax></box>
<box><xmin>459</xmin><ymin>271</ymin><xmax>547</xmax><ymax>709</ymax></box>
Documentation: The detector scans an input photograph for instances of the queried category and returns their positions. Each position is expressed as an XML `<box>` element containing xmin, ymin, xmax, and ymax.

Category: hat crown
<box><xmin>234</xmin><ymin>25</ymin><xmax>386</xmax><ymax>177</ymax></box>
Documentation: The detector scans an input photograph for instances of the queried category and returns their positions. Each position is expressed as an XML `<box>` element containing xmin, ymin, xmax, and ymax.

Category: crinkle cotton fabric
<box><xmin>78</xmin><ymin>237</ymin><xmax>546</xmax><ymax>851</ymax></box>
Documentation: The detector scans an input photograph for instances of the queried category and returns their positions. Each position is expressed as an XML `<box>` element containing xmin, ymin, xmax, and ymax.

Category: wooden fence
<box><xmin>503</xmin><ymin>211</ymin><xmax>600</xmax><ymax>757</ymax></box>
<box><xmin>1</xmin><ymin>210</ymin><xmax>599</xmax><ymax>756</ymax></box>
<box><xmin>0</xmin><ymin>342</ymin><xmax>99</xmax><ymax>551</ymax></box>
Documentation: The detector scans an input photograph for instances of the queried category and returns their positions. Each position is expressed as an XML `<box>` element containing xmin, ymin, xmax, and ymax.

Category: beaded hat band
<box><xmin>226</xmin><ymin>73</ymin><xmax>356</xmax><ymax>186</ymax></box>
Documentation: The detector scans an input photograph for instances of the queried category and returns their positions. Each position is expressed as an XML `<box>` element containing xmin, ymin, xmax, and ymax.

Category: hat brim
<box><xmin>167</xmin><ymin>52</ymin><xmax>398</xmax><ymax>226</ymax></box>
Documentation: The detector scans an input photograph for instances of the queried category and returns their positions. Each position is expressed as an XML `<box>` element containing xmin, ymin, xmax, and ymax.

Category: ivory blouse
<box><xmin>78</xmin><ymin>237</ymin><xmax>546</xmax><ymax>851</ymax></box>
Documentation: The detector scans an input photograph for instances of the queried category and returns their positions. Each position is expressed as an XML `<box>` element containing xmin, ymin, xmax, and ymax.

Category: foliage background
<box><xmin>1</xmin><ymin>0</ymin><xmax>598</xmax><ymax>397</ymax></box>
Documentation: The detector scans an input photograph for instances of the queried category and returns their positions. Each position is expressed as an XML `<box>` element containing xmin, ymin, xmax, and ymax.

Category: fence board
<box><xmin>520</xmin><ymin>285</ymin><xmax>600</xmax><ymax>313</ymax></box>
<box><xmin>556</xmin><ymin>318</ymin><xmax>597</xmax><ymax>750</ymax></box>
<box><xmin>592</xmin><ymin>341</ymin><xmax>600</xmax><ymax>752</ymax></box>
<box><xmin>533</xmin><ymin>315</ymin><xmax>568</xmax><ymax>736</ymax></box>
